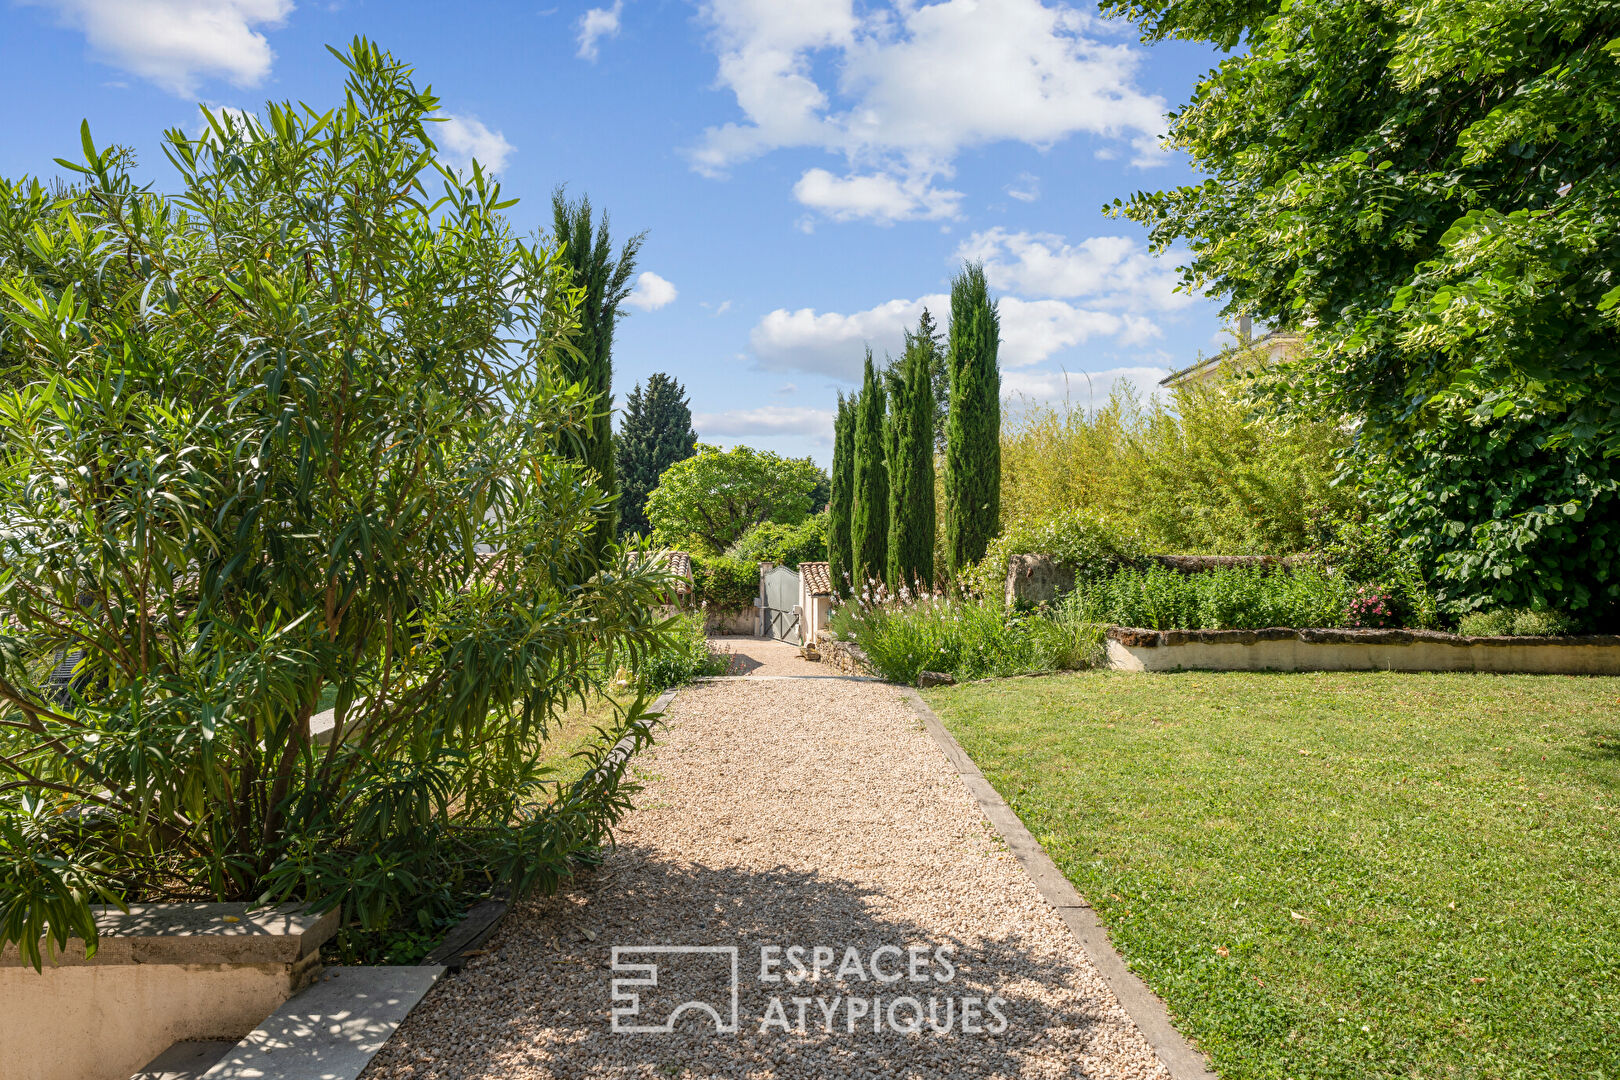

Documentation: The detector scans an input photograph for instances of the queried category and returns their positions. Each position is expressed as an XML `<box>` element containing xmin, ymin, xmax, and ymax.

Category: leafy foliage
<box><xmin>728</xmin><ymin>513</ymin><xmax>827</xmax><ymax>570</ymax></box>
<box><xmin>886</xmin><ymin>312</ymin><xmax>938</xmax><ymax>591</ymax></box>
<box><xmin>961</xmin><ymin>510</ymin><xmax>1147</xmax><ymax>601</ymax></box>
<box><xmin>851</xmin><ymin>351</ymin><xmax>889</xmax><ymax>588</ymax></box>
<box><xmin>1109</xmin><ymin>0</ymin><xmax>1620</xmax><ymax>621</ymax></box>
<box><xmin>689</xmin><ymin>554</ymin><xmax>760</xmax><ymax>612</ymax></box>
<box><xmin>1457</xmin><ymin>607</ymin><xmax>1576</xmax><ymax>637</ymax></box>
<box><xmin>944</xmin><ymin>263</ymin><xmax>1001</xmax><ymax>576</ymax></box>
<box><xmin>644</xmin><ymin>443</ymin><xmax>821</xmax><ymax>554</ymax></box>
<box><xmin>0</xmin><ymin>41</ymin><xmax>671</xmax><ymax>968</ymax></box>
<box><xmin>551</xmin><ymin>191</ymin><xmax>641</xmax><ymax>553</ymax></box>
<box><xmin>634</xmin><ymin>611</ymin><xmax>732</xmax><ymax>689</ymax></box>
<box><xmin>828</xmin><ymin>394</ymin><xmax>856</xmax><ymax>597</ymax></box>
<box><xmin>615</xmin><ymin>373</ymin><xmax>697</xmax><ymax>538</ymax></box>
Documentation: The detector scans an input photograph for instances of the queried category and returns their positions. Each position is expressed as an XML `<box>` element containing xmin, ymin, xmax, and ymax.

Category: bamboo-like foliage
<box><xmin>944</xmin><ymin>263</ymin><xmax>1001</xmax><ymax>577</ymax></box>
<box><xmin>827</xmin><ymin>394</ymin><xmax>856</xmax><ymax>597</ymax></box>
<box><xmin>551</xmin><ymin>191</ymin><xmax>643</xmax><ymax>555</ymax></box>
<box><xmin>0</xmin><ymin>41</ymin><xmax>671</xmax><ymax>968</ymax></box>
<box><xmin>852</xmin><ymin>351</ymin><xmax>889</xmax><ymax>589</ymax></box>
<box><xmin>887</xmin><ymin>312</ymin><xmax>939</xmax><ymax>590</ymax></box>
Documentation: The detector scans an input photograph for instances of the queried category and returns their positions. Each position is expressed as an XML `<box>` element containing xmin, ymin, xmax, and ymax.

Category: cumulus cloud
<box><xmin>692</xmin><ymin>0</ymin><xmax>1167</xmax><ymax>220</ymax></box>
<box><xmin>625</xmin><ymin>271</ymin><xmax>678</xmax><ymax>311</ymax></box>
<box><xmin>792</xmin><ymin>168</ymin><xmax>963</xmax><ymax>224</ymax></box>
<box><xmin>750</xmin><ymin>292</ymin><xmax>1161</xmax><ymax>379</ymax></box>
<box><xmin>577</xmin><ymin>0</ymin><xmax>623</xmax><ymax>61</ymax></box>
<box><xmin>27</xmin><ymin>0</ymin><xmax>292</xmax><ymax>96</ymax></box>
<box><xmin>695</xmin><ymin>406</ymin><xmax>837</xmax><ymax>442</ymax></box>
<box><xmin>435</xmin><ymin>114</ymin><xmax>514</xmax><ymax>174</ymax></box>
<box><xmin>957</xmin><ymin>228</ymin><xmax>1193</xmax><ymax>312</ymax></box>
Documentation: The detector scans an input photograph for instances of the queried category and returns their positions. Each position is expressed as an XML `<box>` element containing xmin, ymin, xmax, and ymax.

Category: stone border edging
<box><xmin>1107</xmin><ymin>625</ymin><xmax>1620</xmax><ymax>648</ymax></box>
<box><xmin>900</xmin><ymin>687</ymin><xmax>1218</xmax><ymax>1080</ymax></box>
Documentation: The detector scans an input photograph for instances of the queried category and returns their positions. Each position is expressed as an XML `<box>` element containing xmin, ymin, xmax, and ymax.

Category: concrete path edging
<box><xmin>900</xmin><ymin>687</ymin><xmax>1218</xmax><ymax>1080</ymax></box>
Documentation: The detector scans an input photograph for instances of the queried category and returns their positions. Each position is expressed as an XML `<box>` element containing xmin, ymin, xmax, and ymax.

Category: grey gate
<box><xmin>761</xmin><ymin>564</ymin><xmax>802</xmax><ymax>643</ymax></box>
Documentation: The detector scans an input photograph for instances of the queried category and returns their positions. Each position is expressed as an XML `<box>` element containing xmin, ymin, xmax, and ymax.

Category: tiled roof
<box><xmin>630</xmin><ymin>549</ymin><xmax>694</xmax><ymax>591</ymax></box>
<box><xmin>800</xmin><ymin>561</ymin><xmax>832</xmax><ymax>596</ymax></box>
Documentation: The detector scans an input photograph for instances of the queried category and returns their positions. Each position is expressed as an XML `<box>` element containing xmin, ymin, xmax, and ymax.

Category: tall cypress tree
<box><xmin>851</xmin><ymin>350</ymin><xmax>889</xmax><ymax>591</ymax></box>
<box><xmin>552</xmin><ymin>190</ymin><xmax>643</xmax><ymax>554</ymax></box>
<box><xmin>944</xmin><ymin>263</ymin><xmax>1001</xmax><ymax>578</ymax></box>
<box><xmin>827</xmin><ymin>394</ymin><xmax>856</xmax><ymax>596</ymax></box>
<box><xmin>615</xmin><ymin>373</ymin><xmax>698</xmax><ymax>538</ymax></box>
<box><xmin>887</xmin><ymin>313</ymin><xmax>938</xmax><ymax>591</ymax></box>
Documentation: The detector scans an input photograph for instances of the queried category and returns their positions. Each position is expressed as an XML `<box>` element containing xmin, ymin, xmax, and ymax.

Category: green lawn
<box><xmin>923</xmin><ymin>671</ymin><xmax>1620</xmax><ymax>1079</ymax></box>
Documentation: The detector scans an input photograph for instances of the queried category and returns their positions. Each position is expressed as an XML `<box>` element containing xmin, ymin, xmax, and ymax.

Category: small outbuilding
<box><xmin>796</xmin><ymin>561</ymin><xmax>835</xmax><ymax>646</ymax></box>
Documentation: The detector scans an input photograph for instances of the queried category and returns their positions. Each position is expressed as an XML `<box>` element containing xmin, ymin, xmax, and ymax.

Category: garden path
<box><xmin>363</xmin><ymin>663</ymin><xmax>1172</xmax><ymax>1080</ymax></box>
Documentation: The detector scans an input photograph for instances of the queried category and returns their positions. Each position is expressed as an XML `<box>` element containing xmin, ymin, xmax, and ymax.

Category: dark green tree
<box><xmin>887</xmin><ymin>318</ymin><xmax>938</xmax><ymax>590</ymax></box>
<box><xmin>552</xmin><ymin>190</ymin><xmax>643</xmax><ymax>553</ymax></box>
<box><xmin>944</xmin><ymin>263</ymin><xmax>1001</xmax><ymax>578</ymax></box>
<box><xmin>910</xmin><ymin>307</ymin><xmax>949</xmax><ymax>453</ymax></box>
<box><xmin>827</xmin><ymin>394</ymin><xmax>856</xmax><ymax>596</ymax></box>
<box><xmin>615</xmin><ymin>373</ymin><xmax>697</xmax><ymax>538</ymax></box>
<box><xmin>1108</xmin><ymin>0</ymin><xmax>1620</xmax><ymax>624</ymax></box>
<box><xmin>852</xmin><ymin>351</ymin><xmax>890</xmax><ymax>590</ymax></box>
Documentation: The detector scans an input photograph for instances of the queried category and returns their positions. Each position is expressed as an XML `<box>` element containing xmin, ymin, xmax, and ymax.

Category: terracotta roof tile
<box><xmin>799</xmin><ymin>561</ymin><xmax>832</xmax><ymax>596</ymax></box>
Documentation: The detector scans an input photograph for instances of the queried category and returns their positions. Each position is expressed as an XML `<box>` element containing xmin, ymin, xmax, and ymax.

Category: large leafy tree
<box><xmin>944</xmin><ymin>264</ymin><xmax>1001</xmax><ymax>577</ymax></box>
<box><xmin>1110</xmin><ymin>0</ymin><xmax>1620</xmax><ymax>622</ymax></box>
<box><xmin>827</xmin><ymin>394</ymin><xmax>856</xmax><ymax>596</ymax></box>
<box><xmin>0</xmin><ymin>41</ymin><xmax>671</xmax><ymax>966</ymax></box>
<box><xmin>552</xmin><ymin>191</ymin><xmax>643</xmax><ymax>554</ymax></box>
<box><xmin>615</xmin><ymin>373</ymin><xmax>697</xmax><ymax>538</ymax></box>
<box><xmin>644</xmin><ymin>443</ymin><xmax>822</xmax><ymax>554</ymax></box>
<box><xmin>852</xmin><ymin>351</ymin><xmax>890</xmax><ymax>589</ymax></box>
<box><xmin>887</xmin><ymin>317</ymin><xmax>939</xmax><ymax>590</ymax></box>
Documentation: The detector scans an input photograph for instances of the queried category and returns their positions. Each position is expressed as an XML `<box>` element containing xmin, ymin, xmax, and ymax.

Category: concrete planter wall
<box><xmin>0</xmin><ymin>902</ymin><xmax>337</xmax><ymax>1080</ymax></box>
<box><xmin>1107</xmin><ymin>626</ymin><xmax>1620</xmax><ymax>675</ymax></box>
<box><xmin>704</xmin><ymin>608</ymin><xmax>759</xmax><ymax>635</ymax></box>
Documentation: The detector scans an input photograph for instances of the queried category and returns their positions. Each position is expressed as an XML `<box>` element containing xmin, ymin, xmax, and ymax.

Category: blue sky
<box><xmin>1</xmin><ymin>0</ymin><xmax>1231</xmax><ymax>465</ymax></box>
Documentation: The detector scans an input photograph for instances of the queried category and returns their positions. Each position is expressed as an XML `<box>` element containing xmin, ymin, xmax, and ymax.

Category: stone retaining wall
<box><xmin>1106</xmin><ymin>626</ymin><xmax>1620</xmax><ymax>675</ymax></box>
<box><xmin>820</xmin><ymin>637</ymin><xmax>871</xmax><ymax>676</ymax></box>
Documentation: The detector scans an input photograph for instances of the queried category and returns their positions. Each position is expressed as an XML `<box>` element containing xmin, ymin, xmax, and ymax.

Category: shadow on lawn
<box><xmin>366</xmin><ymin>844</ymin><xmax>1119</xmax><ymax>1079</ymax></box>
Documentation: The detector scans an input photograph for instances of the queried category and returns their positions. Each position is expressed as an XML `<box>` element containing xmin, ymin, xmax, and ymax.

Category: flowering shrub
<box><xmin>830</xmin><ymin>581</ymin><xmax>1104</xmax><ymax>685</ymax></box>
<box><xmin>1345</xmin><ymin>585</ymin><xmax>1400</xmax><ymax>629</ymax></box>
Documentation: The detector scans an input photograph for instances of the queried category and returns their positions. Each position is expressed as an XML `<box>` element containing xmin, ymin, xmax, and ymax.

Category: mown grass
<box><xmin>923</xmin><ymin>671</ymin><xmax>1620</xmax><ymax>1079</ymax></box>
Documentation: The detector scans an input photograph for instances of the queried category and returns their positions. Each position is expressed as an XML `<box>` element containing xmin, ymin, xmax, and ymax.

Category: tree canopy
<box><xmin>616</xmin><ymin>372</ymin><xmax>697</xmax><ymax>538</ymax></box>
<box><xmin>644</xmin><ymin>443</ymin><xmax>823</xmax><ymax>554</ymax></box>
<box><xmin>1112</xmin><ymin>0</ymin><xmax>1620</xmax><ymax>621</ymax></box>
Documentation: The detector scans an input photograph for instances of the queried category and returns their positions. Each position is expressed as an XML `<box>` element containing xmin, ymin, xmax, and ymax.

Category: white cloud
<box><xmin>28</xmin><ymin>0</ymin><xmax>292</xmax><ymax>96</ymax></box>
<box><xmin>626</xmin><ymin>271</ymin><xmax>678</xmax><ymax>311</ymax></box>
<box><xmin>693</xmin><ymin>0</ymin><xmax>1167</xmax><ymax>221</ymax></box>
<box><xmin>957</xmin><ymin>228</ymin><xmax>1193</xmax><ymax>313</ymax></box>
<box><xmin>750</xmin><ymin>292</ymin><xmax>1161</xmax><ymax>379</ymax></box>
<box><xmin>577</xmin><ymin>0</ymin><xmax>623</xmax><ymax>61</ymax></box>
<box><xmin>435</xmin><ymin>114</ymin><xmax>514</xmax><ymax>174</ymax></box>
<box><xmin>695</xmin><ymin>406</ymin><xmax>837</xmax><ymax>441</ymax></box>
<box><xmin>792</xmin><ymin>168</ymin><xmax>962</xmax><ymax>223</ymax></box>
<box><xmin>1005</xmin><ymin>172</ymin><xmax>1041</xmax><ymax>203</ymax></box>
<box><xmin>1002</xmin><ymin>365</ymin><xmax>1172</xmax><ymax>406</ymax></box>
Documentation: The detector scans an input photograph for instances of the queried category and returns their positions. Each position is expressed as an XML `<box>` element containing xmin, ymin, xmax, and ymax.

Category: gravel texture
<box><xmin>707</xmin><ymin>636</ymin><xmax>827</xmax><ymax>677</ymax></box>
<box><xmin>364</xmin><ymin>676</ymin><xmax>1170</xmax><ymax>1079</ymax></box>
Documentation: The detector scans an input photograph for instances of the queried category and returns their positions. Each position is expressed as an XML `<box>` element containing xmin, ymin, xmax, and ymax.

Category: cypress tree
<box><xmin>615</xmin><ymin>373</ymin><xmax>698</xmax><ymax>538</ymax></box>
<box><xmin>827</xmin><ymin>393</ymin><xmax>856</xmax><ymax>596</ymax></box>
<box><xmin>887</xmin><ymin>313</ymin><xmax>938</xmax><ymax>591</ymax></box>
<box><xmin>944</xmin><ymin>263</ymin><xmax>1001</xmax><ymax>578</ymax></box>
<box><xmin>851</xmin><ymin>350</ymin><xmax>889</xmax><ymax>591</ymax></box>
<box><xmin>552</xmin><ymin>190</ymin><xmax>644</xmax><ymax>554</ymax></box>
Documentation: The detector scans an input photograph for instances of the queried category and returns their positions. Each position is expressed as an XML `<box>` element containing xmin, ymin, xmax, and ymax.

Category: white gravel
<box><xmin>364</xmin><ymin>676</ymin><xmax>1171</xmax><ymax>1079</ymax></box>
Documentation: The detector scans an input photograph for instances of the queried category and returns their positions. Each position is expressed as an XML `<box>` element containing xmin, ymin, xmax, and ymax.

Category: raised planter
<box><xmin>820</xmin><ymin>637</ymin><xmax>870</xmax><ymax>676</ymax></box>
<box><xmin>1106</xmin><ymin>626</ymin><xmax>1620</xmax><ymax>675</ymax></box>
<box><xmin>0</xmin><ymin>902</ymin><xmax>336</xmax><ymax>1080</ymax></box>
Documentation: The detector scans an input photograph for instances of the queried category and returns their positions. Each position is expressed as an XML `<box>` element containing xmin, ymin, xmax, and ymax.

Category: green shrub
<box><xmin>1456</xmin><ymin>608</ymin><xmax>1576</xmax><ymax>638</ymax></box>
<box><xmin>728</xmin><ymin>513</ymin><xmax>827</xmax><ymax>569</ymax></box>
<box><xmin>636</xmin><ymin>611</ymin><xmax>733</xmax><ymax>688</ymax></box>
<box><xmin>1064</xmin><ymin>565</ymin><xmax>1353</xmax><ymax>630</ymax></box>
<box><xmin>962</xmin><ymin>510</ymin><xmax>1145</xmax><ymax>600</ymax></box>
<box><xmin>691</xmin><ymin>554</ymin><xmax>758</xmax><ymax>611</ymax></box>
<box><xmin>832</xmin><ymin>595</ymin><xmax>1105</xmax><ymax>685</ymax></box>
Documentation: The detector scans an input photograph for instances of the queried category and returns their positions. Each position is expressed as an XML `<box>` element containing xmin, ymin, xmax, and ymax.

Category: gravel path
<box><xmin>365</xmin><ymin>675</ymin><xmax>1170</xmax><ymax>1080</ymax></box>
<box><xmin>707</xmin><ymin>636</ymin><xmax>826</xmax><ymax>677</ymax></box>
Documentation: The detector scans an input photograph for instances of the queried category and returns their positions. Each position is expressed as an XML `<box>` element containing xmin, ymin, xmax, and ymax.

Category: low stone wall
<box><xmin>820</xmin><ymin>637</ymin><xmax>871</xmax><ymax>676</ymax></box>
<box><xmin>0</xmin><ymin>902</ymin><xmax>336</xmax><ymax>1080</ymax></box>
<box><xmin>1106</xmin><ymin>626</ymin><xmax>1620</xmax><ymax>675</ymax></box>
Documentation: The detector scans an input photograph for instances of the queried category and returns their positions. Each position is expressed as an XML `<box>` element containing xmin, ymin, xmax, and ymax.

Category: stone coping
<box><xmin>1107</xmin><ymin>626</ymin><xmax>1620</xmax><ymax>649</ymax></box>
<box><xmin>0</xmin><ymin>902</ymin><xmax>339</xmax><ymax>968</ymax></box>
